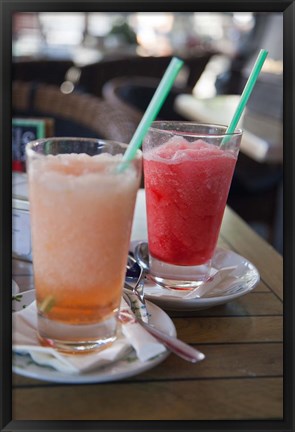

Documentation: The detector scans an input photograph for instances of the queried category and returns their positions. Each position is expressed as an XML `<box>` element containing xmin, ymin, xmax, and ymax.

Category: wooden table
<box><xmin>12</xmin><ymin>189</ymin><xmax>283</xmax><ymax>422</ymax></box>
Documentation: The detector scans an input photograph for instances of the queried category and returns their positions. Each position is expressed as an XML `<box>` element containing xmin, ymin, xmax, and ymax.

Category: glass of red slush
<box><xmin>143</xmin><ymin>122</ymin><xmax>243</xmax><ymax>290</ymax></box>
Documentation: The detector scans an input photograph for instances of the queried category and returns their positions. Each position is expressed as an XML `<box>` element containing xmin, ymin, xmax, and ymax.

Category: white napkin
<box><xmin>13</xmin><ymin>295</ymin><xmax>166</xmax><ymax>374</ymax></box>
<box><xmin>144</xmin><ymin>266</ymin><xmax>238</xmax><ymax>300</ymax></box>
<box><xmin>129</xmin><ymin>240</ymin><xmax>238</xmax><ymax>300</ymax></box>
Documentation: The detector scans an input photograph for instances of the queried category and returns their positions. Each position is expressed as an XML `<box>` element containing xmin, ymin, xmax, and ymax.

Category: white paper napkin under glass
<box><xmin>12</xmin><ymin>294</ymin><xmax>166</xmax><ymax>374</ymax></box>
<box><xmin>144</xmin><ymin>266</ymin><xmax>239</xmax><ymax>299</ymax></box>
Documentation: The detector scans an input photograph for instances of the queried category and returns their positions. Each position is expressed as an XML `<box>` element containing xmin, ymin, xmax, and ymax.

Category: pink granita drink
<box><xmin>143</xmin><ymin>123</ymin><xmax>242</xmax><ymax>290</ymax></box>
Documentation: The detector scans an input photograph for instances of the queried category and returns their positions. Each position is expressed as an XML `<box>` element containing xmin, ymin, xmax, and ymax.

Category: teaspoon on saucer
<box><xmin>121</xmin><ymin>292</ymin><xmax>205</xmax><ymax>364</ymax></box>
<box><xmin>134</xmin><ymin>242</ymin><xmax>150</xmax><ymax>272</ymax></box>
<box><xmin>126</xmin><ymin>254</ymin><xmax>146</xmax><ymax>305</ymax></box>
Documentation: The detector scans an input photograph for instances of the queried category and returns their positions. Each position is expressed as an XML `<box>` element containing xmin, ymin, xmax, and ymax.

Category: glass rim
<box><xmin>25</xmin><ymin>137</ymin><xmax>142</xmax><ymax>160</ymax></box>
<box><xmin>149</xmin><ymin>121</ymin><xmax>243</xmax><ymax>138</ymax></box>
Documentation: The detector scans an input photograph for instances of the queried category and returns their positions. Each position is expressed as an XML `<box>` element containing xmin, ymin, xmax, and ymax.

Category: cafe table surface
<box><xmin>12</xmin><ymin>189</ymin><xmax>283</xmax><ymax>422</ymax></box>
<box><xmin>174</xmin><ymin>93</ymin><xmax>283</xmax><ymax>164</ymax></box>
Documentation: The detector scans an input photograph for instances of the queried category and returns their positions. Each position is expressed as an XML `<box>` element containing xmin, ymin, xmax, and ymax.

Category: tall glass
<box><xmin>143</xmin><ymin>122</ymin><xmax>242</xmax><ymax>290</ymax></box>
<box><xmin>26</xmin><ymin>138</ymin><xmax>142</xmax><ymax>353</ymax></box>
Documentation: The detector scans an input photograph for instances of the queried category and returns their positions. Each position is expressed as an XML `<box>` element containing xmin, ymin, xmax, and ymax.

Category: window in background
<box><xmin>12</xmin><ymin>12</ymin><xmax>44</xmax><ymax>58</ymax></box>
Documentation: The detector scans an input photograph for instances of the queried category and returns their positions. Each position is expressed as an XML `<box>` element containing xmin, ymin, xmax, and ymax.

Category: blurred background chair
<box><xmin>102</xmin><ymin>76</ymin><xmax>191</xmax><ymax>121</ymax></box>
<box><xmin>12</xmin><ymin>80</ymin><xmax>142</xmax><ymax>144</ymax></box>
<box><xmin>76</xmin><ymin>54</ymin><xmax>212</xmax><ymax>98</ymax></box>
<box><xmin>227</xmin><ymin>153</ymin><xmax>282</xmax><ymax>247</ymax></box>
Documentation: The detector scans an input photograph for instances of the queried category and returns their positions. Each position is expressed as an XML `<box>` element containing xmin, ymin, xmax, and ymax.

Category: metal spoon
<box><xmin>125</xmin><ymin>249</ymin><xmax>206</xmax><ymax>363</ymax></box>
<box><xmin>126</xmin><ymin>254</ymin><xmax>142</xmax><ymax>283</ymax></box>
<box><xmin>134</xmin><ymin>241</ymin><xmax>150</xmax><ymax>272</ymax></box>
<box><xmin>125</xmin><ymin>254</ymin><xmax>146</xmax><ymax>305</ymax></box>
<box><xmin>122</xmin><ymin>292</ymin><xmax>205</xmax><ymax>364</ymax></box>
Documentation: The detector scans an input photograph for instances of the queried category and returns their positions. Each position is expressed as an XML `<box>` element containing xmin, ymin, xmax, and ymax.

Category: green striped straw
<box><xmin>221</xmin><ymin>49</ymin><xmax>268</xmax><ymax>146</ymax></box>
<box><xmin>117</xmin><ymin>57</ymin><xmax>184</xmax><ymax>172</ymax></box>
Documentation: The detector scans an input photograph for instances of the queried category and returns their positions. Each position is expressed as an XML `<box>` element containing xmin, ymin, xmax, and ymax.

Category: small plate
<box><xmin>142</xmin><ymin>248</ymin><xmax>260</xmax><ymax>311</ymax></box>
<box><xmin>12</xmin><ymin>290</ymin><xmax>176</xmax><ymax>384</ymax></box>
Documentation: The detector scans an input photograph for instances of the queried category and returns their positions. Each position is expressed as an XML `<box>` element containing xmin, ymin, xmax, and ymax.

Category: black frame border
<box><xmin>1</xmin><ymin>1</ymin><xmax>294</xmax><ymax>431</ymax></box>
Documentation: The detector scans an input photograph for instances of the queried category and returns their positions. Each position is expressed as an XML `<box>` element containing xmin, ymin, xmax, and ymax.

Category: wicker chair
<box><xmin>77</xmin><ymin>53</ymin><xmax>212</xmax><ymax>98</ymax></box>
<box><xmin>102</xmin><ymin>76</ymin><xmax>191</xmax><ymax>122</ymax></box>
<box><xmin>102</xmin><ymin>76</ymin><xmax>197</xmax><ymax>120</ymax></box>
<box><xmin>12</xmin><ymin>81</ymin><xmax>142</xmax><ymax>144</ymax></box>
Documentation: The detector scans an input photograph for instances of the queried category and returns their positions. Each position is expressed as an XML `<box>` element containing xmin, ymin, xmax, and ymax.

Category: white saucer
<box><xmin>12</xmin><ymin>279</ymin><xmax>20</xmax><ymax>296</ymax></box>
<box><xmin>12</xmin><ymin>290</ymin><xmax>176</xmax><ymax>384</ymax></box>
<box><xmin>142</xmin><ymin>248</ymin><xmax>260</xmax><ymax>311</ymax></box>
<box><xmin>12</xmin><ymin>289</ymin><xmax>35</xmax><ymax>312</ymax></box>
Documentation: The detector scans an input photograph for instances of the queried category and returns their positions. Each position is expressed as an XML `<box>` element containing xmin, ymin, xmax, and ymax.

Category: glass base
<box><xmin>37</xmin><ymin>313</ymin><xmax>117</xmax><ymax>354</ymax></box>
<box><xmin>149</xmin><ymin>255</ymin><xmax>211</xmax><ymax>290</ymax></box>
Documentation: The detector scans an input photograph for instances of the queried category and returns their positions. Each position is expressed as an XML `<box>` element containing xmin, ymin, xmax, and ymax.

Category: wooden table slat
<box><xmin>221</xmin><ymin>207</ymin><xmax>283</xmax><ymax>301</ymax></box>
<box><xmin>13</xmin><ymin>342</ymin><xmax>283</xmax><ymax>387</ymax></box>
<box><xmin>173</xmin><ymin>316</ymin><xmax>283</xmax><ymax>344</ymax></box>
<box><xmin>13</xmin><ymin>378</ymin><xmax>283</xmax><ymax>421</ymax></box>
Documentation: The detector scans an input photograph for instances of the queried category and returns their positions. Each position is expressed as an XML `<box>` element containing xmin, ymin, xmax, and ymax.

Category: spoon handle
<box><xmin>138</xmin><ymin>319</ymin><xmax>205</xmax><ymax>363</ymax></box>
